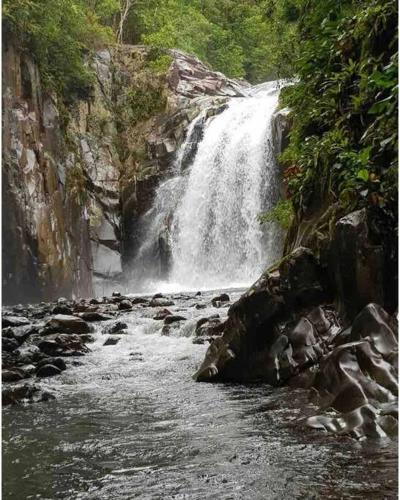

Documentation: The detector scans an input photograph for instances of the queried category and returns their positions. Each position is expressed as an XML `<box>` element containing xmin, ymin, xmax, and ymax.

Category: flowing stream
<box><xmin>2</xmin><ymin>290</ymin><xmax>398</xmax><ymax>499</ymax></box>
<box><xmin>131</xmin><ymin>83</ymin><xmax>282</xmax><ymax>292</ymax></box>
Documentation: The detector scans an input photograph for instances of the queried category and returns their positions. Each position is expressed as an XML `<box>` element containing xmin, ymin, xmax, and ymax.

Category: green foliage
<box><xmin>258</xmin><ymin>200</ymin><xmax>294</xmax><ymax>230</ymax></box>
<box><xmin>280</xmin><ymin>0</ymin><xmax>398</xmax><ymax>225</ymax></box>
<box><xmin>125</xmin><ymin>87</ymin><xmax>167</xmax><ymax>125</ymax></box>
<box><xmin>123</xmin><ymin>0</ymin><xmax>300</xmax><ymax>82</ymax></box>
<box><xmin>146</xmin><ymin>48</ymin><xmax>173</xmax><ymax>75</ymax></box>
<box><xmin>3</xmin><ymin>0</ymin><xmax>114</xmax><ymax>102</ymax></box>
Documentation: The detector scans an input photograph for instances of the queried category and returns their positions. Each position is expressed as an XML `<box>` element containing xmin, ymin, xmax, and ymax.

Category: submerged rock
<box><xmin>103</xmin><ymin>337</ymin><xmax>120</xmax><ymax>346</ymax></box>
<box><xmin>211</xmin><ymin>294</ymin><xmax>230</xmax><ymax>307</ymax></box>
<box><xmin>2</xmin><ymin>384</ymin><xmax>55</xmax><ymax>406</ymax></box>
<box><xmin>36</xmin><ymin>364</ymin><xmax>62</xmax><ymax>378</ymax></box>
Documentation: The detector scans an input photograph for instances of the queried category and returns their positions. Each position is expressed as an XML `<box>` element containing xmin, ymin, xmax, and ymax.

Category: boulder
<box><xmin>2</xmin><ymin>337</ymin><xmax>19</xmax><ymax>352</ymax></box>
<box><xmin>2</xmin><ymin>384</ymin><xmax>55</xmax><ymax>406</ymax></box>
<box><xmin>2</xmin><ymin>369</ymin><xmax>26</xmax><ymax>382</ymax></box>
<box><xmin>2</xmin><ymin>316</ymin><xmax>30</xmax><ymax>328</ymax></box>
<box><xmin>52</xmin><ymin>304</ymin><xmax>73</xmax><ymax>315</ymax></box>
<box><xmin>78</xmin><ymin>311</ymin><xmax>113</xmax><ymax>322</ymax></box>
<box><xmin>164</xmin><ymin>315</ymin><xmax>187</xmax><ymax>325</ymax></box>
<box><xmin>36</xmin><ymin>364</ymin><xmax>62</xmax><ymax>378</ymax></box>
<box><xmin>103</xmin><ymin>321</ymin><xmax>128</xmax><ymax>335</ymax></box>
<box><xmin>118</xmin><ymin>300</ymin><xmax>132</xmax><ymax>310</ymax></box>
<box><xmin>153</xmin><ymin>309</ymin><xmax>172</xmax><ymax>320</ymax></box>
<box><xmin>45</xmin><ymin>315</ymin><xmax>92</xmax><ymax>334</ymax></box>
<box><xmin>211</xmin><ymin>293</ymin><xmax>230</xmax><ymax>307</ymax></box>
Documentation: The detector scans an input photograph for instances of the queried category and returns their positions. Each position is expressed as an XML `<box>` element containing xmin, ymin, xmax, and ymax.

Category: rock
<box><xmin>37</xmin><ymin>357</ymin><xmax>67</xmax><ymax>371</ymax></box>
<box><xmin>211</xmin><ymin>293</ymin><xmax>230</xmax><ymax>307</ymax></box>
<box><xmin>2</xmin><ymin>369</ymin><xmax>26</xmax><ymax>382</ymax></box>
<box><xmin>36</xmin><ymin>364</ymin><xmax>62</xmax><ymax>378</ymax></box>
<box><xmin>103</xmin><ymin>337</ymin><xmax>120</xmax><ymax>346</ymax></box>
<box><xmin>2</xmin><ymin>326</ymin><xmax>15</xmax><ymax>338</ymax></box>
<box><xmin>131</xmin><ymin>297</ymin><xmax>148</xmax><ymax>305</ymax></box>
<box><xmin>45</xmin><ymin>315</ymin><xmax>92</xmax><ymax>334</ymax></box>
<box><xmin>103</xmin><ymin>321</ymin><xmax>128</xmax><ymax>335</ymax></box>
<box><xmin>2</xmin><ymin>384</ymin><xmax>55</xmax><ymax>406</ymax></box>
<box><xmin>331</xmin><ymin>209</ymin><xmax>385</xmax><ymax>321</ymax></box>
<box><xmin>149</xmin><ymin>298</ymin><xmax>175</xmax><ymax>307</ymax></box>
<box><xmin>195</xmin><ymin>303</ymin><xmax>207</xmax><ymax>309</ymax></box>
<box><xmin>279</xmin><ymin>247</ymin><xmax>325</xmax><ymax>308</ymax></box>
<box><xmin>164</xmin><ymin>315</ymin><xmax>187</xmax><ymax>325</ymax></box>
<box><xmin>78</xmin><ymin>312</ymin><xmax>113</xmax><ymax>322</ymax></box>
<box><xmin>13</xmin><ymin>325</ymin><xmax>38</xmax><ymax>344</ymax></box>
<box><xmin>112</xmin><ymin>291</ymin><xmax>121</xmax><ymax>297</ymax></box>
<box><xmin>118</xmin><ymin>300</ymin><xmax>132</xmax><ymax>310</ymax></box>
<box><xmin>2</xmin><ymin>316</ymin><xmax>30</xmax><ymax>328</ymax></box>
<box><xmin>2</xmin><ymin>337</ymin><xmax>19</xmax><ymax>352</ymax></box>
<box><xmin>195</xmin><ymin>316</ymin><xmax>224</xmax><ymax>338</ymax></box>
<box><xmin>52</xmin><ymin>304</ymin><xmax>73</xmax><ymax>315</ymax></box>
<box><xmin>38</xmin><ymin>334</ymin><xmax>90</xmax><ymax>357</ymax></box>
<box><xmin>153</xmin><ymin>309</ymin><xmax>172</xmax><ymax>320</ymax></box>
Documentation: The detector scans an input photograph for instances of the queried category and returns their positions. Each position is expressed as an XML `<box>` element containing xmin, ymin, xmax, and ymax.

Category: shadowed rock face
<box><xmin>194</xmin><ymin>241</ymin><xmax>398</xmax><ymax>439</ymax></box>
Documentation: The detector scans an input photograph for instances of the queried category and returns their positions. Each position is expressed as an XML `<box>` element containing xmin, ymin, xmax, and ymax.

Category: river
<box><xmin>3</xmin><ymin>289</ymin><xmax>397</xmax><ymax>499</ymax></box>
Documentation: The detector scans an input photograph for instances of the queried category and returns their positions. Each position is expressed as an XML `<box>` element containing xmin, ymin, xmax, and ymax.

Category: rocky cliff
<box><xmin>2</xmin><ymin>42</ymin><xmax>246</xmax><ymax>304</ymax></box>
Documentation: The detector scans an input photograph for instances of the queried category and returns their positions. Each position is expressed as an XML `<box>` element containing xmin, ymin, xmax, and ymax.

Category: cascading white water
<box><xmin>131</xmin><ymin>82</ymin><xmax>282</xmax><ymax>292</ymax></box>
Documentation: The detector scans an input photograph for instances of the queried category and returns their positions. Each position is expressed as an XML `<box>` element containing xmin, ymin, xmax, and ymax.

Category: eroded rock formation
<box><xmin>194</xmin><ymin>211</ymin><xmax>398</xmax><ymax>439</ymax></box>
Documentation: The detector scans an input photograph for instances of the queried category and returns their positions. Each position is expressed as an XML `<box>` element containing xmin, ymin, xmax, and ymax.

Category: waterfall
<box><xmin>131</xmin><ymin>82</ymin><xmax>282</xmax><ymax>292</ymax></box>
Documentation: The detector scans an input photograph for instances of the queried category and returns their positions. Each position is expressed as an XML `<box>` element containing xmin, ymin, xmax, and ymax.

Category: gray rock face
<box><xmin>3</xmin><ymin>42</ymin><xmax>246</xmax><ymax>304</ymax></box>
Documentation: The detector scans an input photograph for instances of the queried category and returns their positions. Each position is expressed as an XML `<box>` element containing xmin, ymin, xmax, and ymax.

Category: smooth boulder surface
<box><xmin>45</xmin><ymin>315</ymin><xmax>92</xmax><ymax>334</ymax></box>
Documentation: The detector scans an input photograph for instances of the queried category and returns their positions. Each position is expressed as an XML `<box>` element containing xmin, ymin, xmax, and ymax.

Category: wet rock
<box><xmin>52</xmin><ymin>304</ymin><xmax>73</xmax><ymax>315</ymax></box>
<box><xmin>78</xmin><ymin>311</ymin><xmax>113</xmax><ymax>322</ymax></box>
<box><xmin>2</xmin><ymin>326</ymin><xmax>15</xmax><ymax>338</ymax></box>
<box><xmin>195</xmin><ymin>316</ymin><xmax>224</xmax><ymax>337</ymax></box>
<box><xmin>2</xmin><ymin>369</ymin><xmax>26</xmax><ymax>382</ymax></box>
<box><xmin>45</xmin><ymin>315</ymin><xmax>92</xmax><ymax>334</ymax></box>
<box><xmin>211</xmin><ymin>293</ymin><xmax>230</xmax><ymax>307</ymax></box>
<box><xmin>37</xmin><ymin>357</ymin><xmax>67</xmax><ymax>371</ymax></box>
<box><xmin>103</xmin><ymin>337</ymin><xmax>120</xmax><ymax>346</ymax></box>
<box><xmin>131</xmin><ymin>297</ymin><xmax>148</xmax><ymax>305</ymax></box>
<box><xmin>36</xmin><ymin>364</ymin><xmax>62</xmax><ymax>378</ymax></box>
<box><xmin>331</xmin><ymin>209</ymin><xmax>386</xmax><ymax>321</ymax></box>
<box><xmin>2</xmin><ymin>384</ymin><xmax>55</xmax><ymax>406</ymax></box>
<box><xmin>2</xmin><ymin>337</ymin><xmax>19</xmax><ymax>352</ymax></box>
<box><xmin>118</xmin><ymin>300</ymin><xmax>132</xmax><ymax>310</ymax></box>
<box><xmin>103</xmin><ymin>321</ymin><xmax>128</xmax><ymax>335</ymax></box>
<box><xmin>38</xmin><ymin>334</ymin><xmax>90</xmax><ymax>357</ymax></box>
<box><xmin>164</xmin><ymin>315</ymin><xmax>187</xmax><ymax>325</ymax></box>
<box><xmin>2</xmin><ymin>316</ymin><xmax>30</xmax><ymax>328</ymax></box>
<box><xmin>112</xmin><ymin>291</ymin><xmax>121</xmax><ymax>297</ymax></box>
<box><xmin>79</xmin><ymin>334</ymin><xmax>95</xmax><ymax>343</ymax></box>
<box><xmin>150</xmin><ymin>298</ymin><xmax>175</xmax><ymax>307</ymax></box>
<box><xmin>279</xmin><ymin>247</ymin><xmax>325</xmax><ymax>308</ymax></box>
<box><xmin>153</xmin><ymin>309</ymin><xmax>172</xmax><ymax>320</ymax></box>
<box><xmin>195</xmin><ymin>303</ymin><xmax>207</xmax><ymax>309</ymax></box>
<box><xmin>13</xmin><ymin>325</ymin><xmax>38</xmax><ymax>344</ymax></box>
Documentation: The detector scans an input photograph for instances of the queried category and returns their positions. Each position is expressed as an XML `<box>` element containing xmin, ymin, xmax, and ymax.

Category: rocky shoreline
<box><xmin>2</xmin><ymin>289</ymin><xmax>232</xmax><ymax>406</ymax></box>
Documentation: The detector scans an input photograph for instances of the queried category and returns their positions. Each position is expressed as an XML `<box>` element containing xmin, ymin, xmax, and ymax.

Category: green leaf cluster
<box><xmin>258</xmin><ymin>200</ymin><xmax>294</xmax><ymax>230</ymax></box>
<box><xmin>280</xmin><ymin>0</ymin><xmax>397</xmax><ymax>224</ymax></box>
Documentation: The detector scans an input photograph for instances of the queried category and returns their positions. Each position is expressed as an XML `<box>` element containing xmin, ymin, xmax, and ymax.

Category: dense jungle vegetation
<box><xmin>3</xmin><ymin>0</ymin><xmax>398</xmax><ymax>230</ymax></box>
